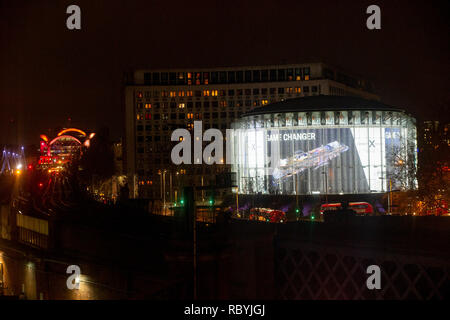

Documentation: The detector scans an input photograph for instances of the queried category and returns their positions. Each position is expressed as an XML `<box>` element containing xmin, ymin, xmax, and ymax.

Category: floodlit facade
<box><xmin>231</xmin><ymin>96</ymin><xmax>417</xmax><ymax>195</ymax></box>
<box><xmin>124</xmin><ymin>63</ymin><xmax>380</xmax><ymax>199</ymax></box>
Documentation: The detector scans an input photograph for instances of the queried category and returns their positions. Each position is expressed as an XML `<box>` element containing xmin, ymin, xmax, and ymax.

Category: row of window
<box><xmin>329</xmin><ymin>86</ymin><xmax>354</xmax><ymax>97</ymax></box>
<box><xmin>137</xmin><ymin>121</ymin><xmax>234</xmax><ymax>134</ymax></box>
<box><xmin>137</xmin><ymin>111</ymin><xmax>244</xmax><ymax>122</ymax></box>
<box><xmin>240</xmin><ymin>111</ymin><xmax>410</xmax><ymax>128</ymax></box>
<box><xmin>143</xmin><ymin>67</ymin><xmax>311</xmax><ymax>86</ymax></box>
<box><xmin>18</xmin><ymin>228</ymin><xmax>48</xmax><ymax>249</ymax></box>
<box><xmin>136</xmin><ymin>166</ymin><xmax>225</xmax><ymax>177</ymax></box>
<box><xmin>137</xmin><ymin>86</ymin><xmax>315</xmax><ymax>99</ymax></box>
<box><xmin>137</xmin><ymin>98</ymin><xmax>275</xmax><ymax>111</ymax></box>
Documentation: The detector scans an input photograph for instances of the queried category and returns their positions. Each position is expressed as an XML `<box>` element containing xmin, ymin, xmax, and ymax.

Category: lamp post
<box><xmin>321</xmin><ymin>170</ymin><xmax>328</xmax><ymax>204</ymax></box>
<box><xmin>379</xmin><ymin>175</ymin><xmax>392</xmax><ymax>214</ymax></box>
<box><xmin>235</xmin><ymin>186</ymin><xmax>239</xmax><ymax>217</ymax></box>
<box><xmin>169</xmin><ymin>171</ymin><xmax>173</xmax><ymax>205</ymax></box>
<box><xmin>163</xmin><ymin>170</ymin><xmax>166</xmax><ymax>215</ymax></box>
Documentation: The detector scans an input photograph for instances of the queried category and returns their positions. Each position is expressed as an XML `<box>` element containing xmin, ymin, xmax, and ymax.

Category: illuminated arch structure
<box><xmin>38</xmin><ymin>128</ymin><xmax>95</xmax><ymax>171</ymax></box>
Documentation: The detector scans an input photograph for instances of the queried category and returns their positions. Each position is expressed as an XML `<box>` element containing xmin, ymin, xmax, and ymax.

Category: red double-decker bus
<box><xmin>249</xmin><ymin>208</ymin><xmax>286</xmax><ymax>223</ymax></box>
<box><xmin>320</xmin><ymin>202</ymin><xmax>374</xmax><ymax>215</ymax></box>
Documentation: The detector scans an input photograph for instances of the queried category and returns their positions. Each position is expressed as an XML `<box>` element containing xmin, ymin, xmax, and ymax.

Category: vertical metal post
<box><xmin>169</xmin><ymin>172</ymin><xmax>173</xmax><ymax>204</ymax></box>
<box><xmin>236</xmin><ymin>187</ymin><xmax>239</xmax><ymax>217</ymax></box>
<box><xmin>193</xmin><ymin>192</ymin><xmax>197</xmax><ymax>300</ymax></box>
<box><xmin>388</xmin><ymin>179</ymin><xmax>392</xmax><ymax>214</ymax></box>
<box><xmin>163</xmin><ymin>171</ymin><xmax>166</xmax><ymax>215</ymax></box>
<box><xmin>160</xmin><ymin>172</ymin><xmax>163</xmax><ymax>200</ymax></box>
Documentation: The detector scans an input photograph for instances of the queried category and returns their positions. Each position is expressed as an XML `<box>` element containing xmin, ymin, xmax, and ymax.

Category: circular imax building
<box><xmin>231</xmin><ymin>95</ymin><xmax>417</xmax><ymax>196</ymax></box>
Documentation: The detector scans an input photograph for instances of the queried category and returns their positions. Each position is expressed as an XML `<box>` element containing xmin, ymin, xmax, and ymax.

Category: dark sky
<box><xmin>1</xmin><ymin>0</ymin><xmax>449</xmax><ymax>145</ymax></box>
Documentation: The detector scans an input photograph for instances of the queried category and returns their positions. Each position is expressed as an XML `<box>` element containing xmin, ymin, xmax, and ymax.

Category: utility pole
<box><xmin>236</xmin><ymin>186</ymin><xmax>239</xmax><ymax>217</ymax></box>
<box><xmin>388</xmin><ymin>179</ymin><xmax>392</xmax><ymax>214</ymax></box>
<box><xmin>163</xmin><ymin>170</ymin><xmax>166</xmax><ymax>215</ymax></box>
<box><xmin>193</xmin><ymin>198</ymin><xmax>197</xmax><ymax>300</ymax></box>
<box><xmin>169</xmin><ymin>171</ymin><xmax>172</xmax><ymax>204</ymax></box>
<box><xmin>322</xmin><ymin>170</ymin><xmax>328</xmax><ymax>204</ymax></box>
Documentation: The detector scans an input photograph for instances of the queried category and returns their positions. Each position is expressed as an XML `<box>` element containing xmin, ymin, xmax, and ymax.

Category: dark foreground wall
<box><xmin>273</xmin><ymin>216</ymin><xmax>450</xmax><ymax>300</ymax></box>
<box><xmin>1</xmin><ymin>216</ymin><xmax>449</xmax><ymax>300</ymax></box>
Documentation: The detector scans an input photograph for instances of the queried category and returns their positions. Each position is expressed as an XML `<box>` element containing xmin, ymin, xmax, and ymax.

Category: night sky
<box><xmin>1</xmin><ymin>0</ymin><xmax>449</xmax><ymax>145</ymax></box>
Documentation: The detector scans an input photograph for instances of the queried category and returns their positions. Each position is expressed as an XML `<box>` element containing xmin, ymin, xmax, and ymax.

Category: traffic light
<box><xmin>295</xmin><ymin>208</ymin><xmax>300</xmax><ymax>213</ymax></box>
<box><xmin>311</xmin><ymin>215</ymin><xmax>315</xmax><ymax>220</ymax></box>
<box><xmin>180</xmin><ymin>198</ymin><xmax>184</xmax><ymax>205</ymax></box>
<box><xmin>209</xmin><ymin>198</ymin><xmax>214</xmax><ymax>205</ymax></box>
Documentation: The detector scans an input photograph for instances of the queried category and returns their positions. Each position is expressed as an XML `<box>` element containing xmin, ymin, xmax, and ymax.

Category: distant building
<box><xmin>112</xmin><ymin>139</ymin><xmax>123</xmax><ymax>175</ymax></box>
<box><xmin>422</xmin><ymin>120</ymin><xmax>450</xmax><ymax>148</ymax></box>
<box><xmin>124</xmin><ymin>62</ymin><xmax>380</xmax><ymax>200</ymax></box>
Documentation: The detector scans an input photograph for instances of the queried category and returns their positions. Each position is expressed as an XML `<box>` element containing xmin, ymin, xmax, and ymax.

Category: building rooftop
<box><xmin>242</xmin><ymin>95</ymin><xmax>407</xmax><ymax>117</ymax></box>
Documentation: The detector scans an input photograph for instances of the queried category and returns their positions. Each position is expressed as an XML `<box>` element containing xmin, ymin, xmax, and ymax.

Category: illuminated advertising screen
<box><xmin>232</xmin><ymin>116</ymin><xmax>416</xmax><ymax>195</ymax></box>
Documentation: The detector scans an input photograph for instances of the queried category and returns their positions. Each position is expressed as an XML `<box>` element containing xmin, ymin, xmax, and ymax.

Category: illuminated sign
<box><xmin>267</xmin><ymin>132</ymin><xmax>316</xmax><ymax>142</ymax></box>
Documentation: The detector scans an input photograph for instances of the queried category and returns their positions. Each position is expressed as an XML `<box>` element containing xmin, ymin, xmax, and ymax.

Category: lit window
<box><xmin>170</xmin><ymin>91</ymin><xmax>177</xmax><ymax>97</ymax></box>
<box><xmin>287</xmin><ymin>69</ymin><xmax>294</xmax><ymax>81</ymax></box>
<box><xmin>145</xmin><ymin>113</ymin><xmax>151</xmax><ymax>120</ymax></box>
<box><xmin>137</xmin><ymin>92</ymin><xmax>143</xmax><ymax>98</ymax></box>
<box><xmin>305</xmin><ymin>75</ymin><xmax>310</xmax><ymax>81</ymax></box>
<box><xmin>178</xmin><ymin>91</ymin><xmax>185</xmax><ymax>97</ymax></box>
<box><xmin>186</xmin><ymin>91</ymin><xmax>193</xmax><ymax>97</ymax></box>
<box><xmin>294</xmin><ymin>87</ymin><xmax>301</xmax><ymax>93</ymax></box>
<box><xmin>261</xmin><ymin>99</ymin><xmax>269</xmax><ymax>106</ymax></box>
<box><xmin>211</xmin><ymin>90</ymin><xmax>218</xmax><ymax>97</ymax></box>
<box><xmin>220</xmin><ymin>101</ymin><xmax>227</xmax><ymax>107</ymax></box>
<box><xmin>195</xmin><ymin>72</ymin><xmax>201</xmax><ymax>85</ymax></box>
<box><xmin>145</xmin><ymin>103</ymin><xmax>152</xmax><ymax>109</ymax></box>
<box><xmin>203</xmin><ymin>90</ymin><xmax>210</xmax><ymax>97</ymax></box>
<box><xmin>178</xmin><ymin>103</ymin><xmax>185</xmax><ymax>109</ymax></box>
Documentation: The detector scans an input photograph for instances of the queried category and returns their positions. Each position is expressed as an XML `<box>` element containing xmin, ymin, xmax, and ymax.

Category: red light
<box><xmin>28</xmin><ymin>164</ymin><xmax>33</xmax><ymax>170</ymax></box>
<box><xmin>38</xmin><ymin>183</ymin><xmax>43</xmax><ymax>188</ymax></box>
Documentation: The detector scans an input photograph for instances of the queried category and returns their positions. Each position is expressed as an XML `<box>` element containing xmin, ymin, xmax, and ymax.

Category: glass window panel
<box><xmin>312</xmin><ymin>112</ymin><xmax>321</xmax><ymax>126</ymax></box>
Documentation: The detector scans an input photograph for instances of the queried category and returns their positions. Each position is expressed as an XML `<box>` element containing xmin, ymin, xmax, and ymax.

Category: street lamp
<box><xmin>321</xmin><ymin>170</ymin><xmax>328</xmax><ymax>204</ymax></box>
<box><xmin>163</xmin><ymin>170</ymin><xmax>167</xmax><ymax>215</ymax></box>
<box><xmin>379</xmin><ymin>176</ymin><xmax>392</xmax><ymax>214</ymax></box>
